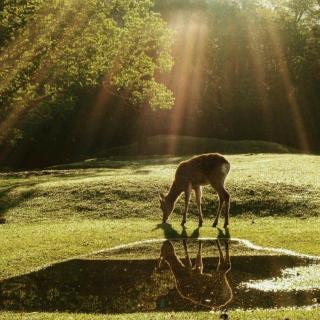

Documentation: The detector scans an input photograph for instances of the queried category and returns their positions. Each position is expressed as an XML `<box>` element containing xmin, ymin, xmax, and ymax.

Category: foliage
<box><xmin>0</xmin><ymin>0</ymin><xmax>44</xmax><ymax>45</ymax></box>
<box><xmin>0</xmin><ymin>0</ymin><xmax>174</xmax><ymax>155</ymax></box>
<box><xmin>192</xmin><ymin>0</ymin><xmax>320</xmax><ymax>150</ymax></box>
<box><xmin>1</xmin><ymin>0</ymin><xmax>320</xmax><ymax>167</ymax></box>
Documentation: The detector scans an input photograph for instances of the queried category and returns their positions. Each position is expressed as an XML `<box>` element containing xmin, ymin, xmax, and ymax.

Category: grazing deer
<box><xmin>159</xmin><ymin>153</ymin><xmax>230</xmax><ymax>227</ymax></box>
<box><xmin>158</xmin><ymin>239</ymin><xmax>233</xmax><ymax>310</ymax></box>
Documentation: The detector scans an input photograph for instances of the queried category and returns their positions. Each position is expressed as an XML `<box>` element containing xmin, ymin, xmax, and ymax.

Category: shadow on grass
<box><xmin>217</xmin><ymin>227</ymin><xmax>231</xmax><ymax>240</ymax></box>
<box><xmin>0</xmin><ymin>169</ymin><xmax>106</xmax><ymax>181</ymax></box>
<box><xmin>48</xmin><ymin>156</ymin><xmax>184</xmax><ymax>171</ymax></box>
<box><xmin>152</xmin><ymin>220</ymin><xmax>232</xmax><ymax>241</ymax></box>
<box><xmin>200</xmin><ymin>182</ymin><xmax>318</xmax><ymax>218</ymax></box>
<box><xmin>0</xmin><ymin>186</ymin><xmax>36</xmax><ymax>224</ymax></box>
<box><xmin>154</xmin><ymin>223</ymin><xmax>200</xmax><ymax>239</ymax></box>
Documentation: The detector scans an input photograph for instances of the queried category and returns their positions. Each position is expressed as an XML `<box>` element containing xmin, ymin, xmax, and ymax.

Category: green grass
<box><xmin>2</xmin><ymin>217</ymin><xmax>320</xmax><ymax>280</ymax></box>
<box><xmin>1</xmin><ymin>154</ymin><xmax>319</xmax><ymax>225</ymax></box>
<box><xmin>0</xmin><ymin>152</ymin><xmax>320</xmax><ymax>319</ymax></box>
<box><xmin>1</xmin><ymin>309</ymin><xmax>320</xmax><ymax>320</ymax></box>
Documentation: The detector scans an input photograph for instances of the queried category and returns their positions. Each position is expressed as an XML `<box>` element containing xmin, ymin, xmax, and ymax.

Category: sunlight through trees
<box><xmin>0</xmin><ymin>0</ymin><xmax>319</xmax><ymax>167</ymax></box>
<box><xmin>0</xmin><ymin>0</ymin><xmax>174</xmax><ymax>159</ymax></box>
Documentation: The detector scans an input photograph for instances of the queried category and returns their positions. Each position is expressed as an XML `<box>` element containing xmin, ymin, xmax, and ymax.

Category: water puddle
<box><xmin>1</xmin><ymin>239</ymin><xmax>319</xmax><ymax>313</ymax></box>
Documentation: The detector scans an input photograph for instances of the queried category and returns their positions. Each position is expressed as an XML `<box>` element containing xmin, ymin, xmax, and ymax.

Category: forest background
<box><xmin>1</xmin><ymin>0</ymin><xmax>319</xmax><ymax>168</ymax></box>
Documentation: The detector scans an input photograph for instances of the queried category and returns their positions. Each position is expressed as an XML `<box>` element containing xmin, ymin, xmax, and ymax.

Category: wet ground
<box><xmin>0</xmin><ymin>239</ymin><xmax>319</xmax><ymax>313</ymax></box>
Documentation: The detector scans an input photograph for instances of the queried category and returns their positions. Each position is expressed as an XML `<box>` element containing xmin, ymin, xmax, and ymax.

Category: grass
<box><xmin>0</xmin><ymin>151</ymin><xmax>320</xmax><ymax>319</ymax></box>
<box><xmin>1</xmin><ymin>154</ymin><xmax>319</xmax><ymax>225</ymax></box>
<box><xmin>2</xmin><ymin>217</ymin><xmax>320</xmax><ymax>280</ymax></box>
<box><xmin>1</xmin><ymin>309</ymin><xmax>320</xmax><ymax>320</ymax></box>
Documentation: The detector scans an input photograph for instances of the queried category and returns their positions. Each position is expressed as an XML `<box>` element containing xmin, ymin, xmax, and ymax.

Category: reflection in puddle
<box><xmin>0</xmin><ymin>239</ymin><xmax>319</xmax><ymax>313</ymax></box>
<box><xmin>159</xmin><ymin>239</ymin><xmax>233</xmax><ymax>310</ymax></box>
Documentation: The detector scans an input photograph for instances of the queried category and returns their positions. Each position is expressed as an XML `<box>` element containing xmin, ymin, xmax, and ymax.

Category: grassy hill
<box><xmin>1</xmin><ymin>154</ymin><xmax>319</xmax><ymax>225</ymax></box>
<box><xmin>100</xmin><ymin>135</ymin><xmax>297</xmax><ymax>156</ymax></box>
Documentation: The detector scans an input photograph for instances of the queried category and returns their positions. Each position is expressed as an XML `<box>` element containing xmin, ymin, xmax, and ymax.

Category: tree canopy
<box><xmin>0</xmin><ymin>0</ymin><xmax>174</xmax><ymax>150</ymax></box>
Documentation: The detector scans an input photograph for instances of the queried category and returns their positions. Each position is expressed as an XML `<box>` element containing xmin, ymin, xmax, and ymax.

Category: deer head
<box><xmin>159</xmin><ymin>193</ymin><xmax>174</xmax><ymax>223</ymax></box>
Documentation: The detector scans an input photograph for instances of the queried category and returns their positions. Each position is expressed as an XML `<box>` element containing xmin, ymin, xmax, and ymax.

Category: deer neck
<box><xmin>166</xmin><ymin>180</ymin><xmax>183</xmax><ymax>205</ymax></box>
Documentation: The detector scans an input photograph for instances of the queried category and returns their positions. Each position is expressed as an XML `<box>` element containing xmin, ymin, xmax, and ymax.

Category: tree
<box><xmin>0</xmin><ymin>0</ymin><xmax>174</xmax><ymax>151</ymax></box>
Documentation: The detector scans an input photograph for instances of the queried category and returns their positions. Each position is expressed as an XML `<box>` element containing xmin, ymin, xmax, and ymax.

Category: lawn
<box><xmin>1</xmin><ymin>152</ymin><xmax>320</xmax><ymax>319</ymax></box>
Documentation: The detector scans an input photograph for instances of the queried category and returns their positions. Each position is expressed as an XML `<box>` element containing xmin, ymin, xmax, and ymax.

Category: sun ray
<box><xmin>245</xmin><ymin>19</ymin><xmax>274</xmax><ymax>139</ymax></box>
<box><xmin>165</xmin><ymin>9</ymin><xmax>208</xmax><ymax>154</ymax></box>
<box><xmin>266</xmin><ymin>22</ymin><xmax>310</xmax><ymax>152</ymax></box>
<box><xmin>0</xmin><ymin>3</ymin><xmax>92</xmax><ymax>163</ymax></box>
<box><xmin>78</xmin><ymin>83</ymin><xmax>121</xmax><ymax>154</ymax></box>
<box><xmin>183</xmin><ymin>11</ymin><xmax>209</xmax><ymax>135</ymax></box>
<box><xmin>0</xmin><ymin>4</ymin><xmax>91</xmax><ymax>141</ymax></box>
<box><xmin>0</xmin><ymin>2</ymin><xmax>75</xmax><ymax>91</ymax></box>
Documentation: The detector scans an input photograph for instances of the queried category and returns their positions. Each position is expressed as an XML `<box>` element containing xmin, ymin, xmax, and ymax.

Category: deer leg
<box><xmin>212</xmin><ymin>181</ymin><xmax>230</xmax><ymax>228</ymax></box>
<box><xmin>194</xmin><ymin>186</ymin><xmax>203</xmax><ymax>227</ymax></box>
<box><xmin>212</xmin><ymin>190</ymin><xmax>224</xmax><ymax>227</ymax></box>
<box><xmin>216</xmin><ymin>239</ymin><xmax>224</xmax><ymax>271</ymax></box>
<box><xmin>224</xmin><ymin>240</ymin><xmax>231</xmax><ymax>271</ymax></box>
<box><xmin>194</xmin><ymin>241</ymin><xmax>203</xmax><ymax>274</ymax></box>
<box><xmin>222</xmin><ymin>189</ymin><xmax>230</xmax><ymax>228</ymax></box>
<box><xmin>183</xmin><ymin>239</ymin><xmax>192</xmax><ymax>271</ymax></box>
<box><xmin>181</xmin><ymin>184</ymin><xmax>192</xmax><ymax>226</ymax></box>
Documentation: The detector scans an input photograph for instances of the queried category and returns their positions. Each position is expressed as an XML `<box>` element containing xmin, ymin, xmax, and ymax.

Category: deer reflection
<box><xmin>159</xmin><ymin>239</ymin><xmax>233</xmax><ymax>310</ymax></box>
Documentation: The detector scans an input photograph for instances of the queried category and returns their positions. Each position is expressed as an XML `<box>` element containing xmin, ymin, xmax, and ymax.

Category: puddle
<box><xmin>0</xmin><ymin>239</ymin><xmax>319</xmax><ymax>313</ymax></box>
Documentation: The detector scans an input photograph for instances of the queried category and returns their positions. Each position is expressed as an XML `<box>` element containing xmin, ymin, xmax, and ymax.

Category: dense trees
<box><xmin>154</xmin><ymin>0</ymin><xmax>320</xmax><ymax>151</ymax></box>
<box><xmin>0</xmin><ymin>0</ymin><xmax>174</xmax><ymax>165</ymax></box>
<box><xmin>0</xmin><ymin>0</ymin><xmax>319</xmax><ymax>167</ymax></box>
<box><xmin>152</xmin><ymin>0</ymin><xmax>320</xmax><ymax>153</ymax></box>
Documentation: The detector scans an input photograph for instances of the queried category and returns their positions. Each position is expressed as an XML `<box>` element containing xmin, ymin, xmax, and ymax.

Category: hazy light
<box><xmin>164</xmin><ymin>9</ymin><xmax>209</xmax><ymax>154</ymax></box>
<box><xmin>266</xmin><ymin>23</ymin><xmax>310</xmax><ymax>152</ymax></box>
<box><xmin>0</xmin><ymin>4</ymin><xmax>91</xmax><ymax>146</ymax></box>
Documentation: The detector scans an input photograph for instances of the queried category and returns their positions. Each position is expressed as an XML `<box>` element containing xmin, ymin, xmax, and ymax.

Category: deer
<box><xmin>158</xmin><ymin>239</ymin><xmax>233</xmax><ymax>311</ymax></box>
<box><xmin>159</xmin><ymin>153</ymin><xmax>230</xmax><ymax>228</ymax></box>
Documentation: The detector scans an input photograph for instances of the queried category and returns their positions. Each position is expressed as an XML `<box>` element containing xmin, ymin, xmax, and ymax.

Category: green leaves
<box><xmin>0</xmin><ymin>0</ymin><xmax>174</xmax><ymax>147</ymax></box>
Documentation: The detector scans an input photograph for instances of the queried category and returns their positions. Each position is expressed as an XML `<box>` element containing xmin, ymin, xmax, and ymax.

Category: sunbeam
<box><xmin>266</xmin><ymin>22</ymin><xmax>310</xmax><ymax>152</ymax></box>
<box><xmin>245</xmin><ymin>19</ymin><xmax>274</xmax><ymax>139</ymax></box>
<box><xmin>1</xmin><ymin>0</ymin><xmax>319</xmax><ymax>168</ymax></box>
<box><xmin>0</xmin><ymin>2</ymin><xmax>91</xmax><ymax>147</ymax></box>
<box><xmin>163</xmin><ymin>9</ymin><xmax>209</xmax><ymax>154</ymax></box>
